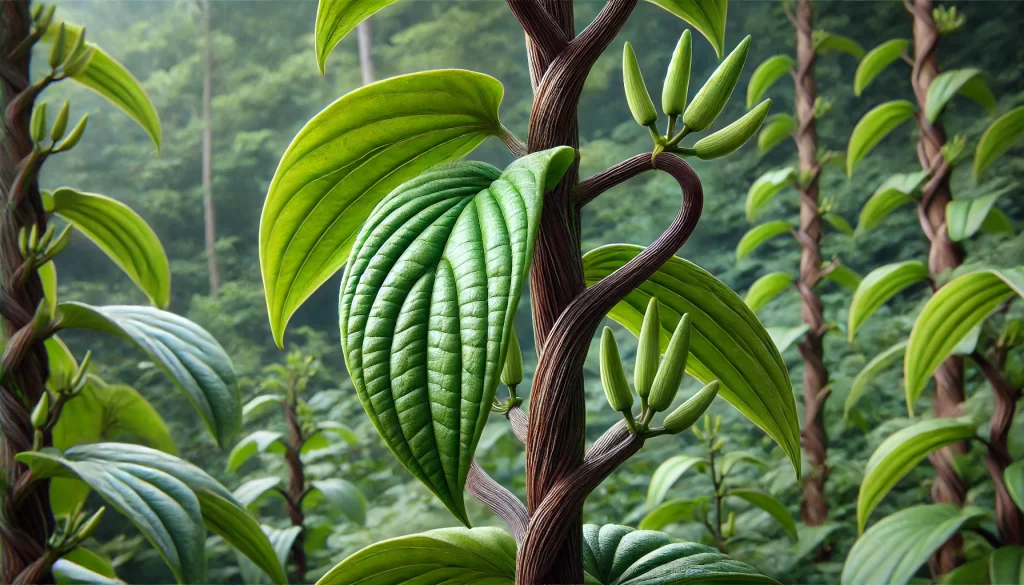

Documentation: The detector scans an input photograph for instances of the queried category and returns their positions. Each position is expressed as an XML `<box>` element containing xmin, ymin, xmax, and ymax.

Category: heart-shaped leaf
<box><xmin>854</xmin><ymin>39</ymin><xmax>909</xmax><ymax>97</ymax></box>
<box><xmin>847</xmin><ymin>261</ymin><xmax>929</xmax><ymax>342</ymax></box>
<box><xmin>745</xmin><ymin>272</ymin><xmax>793</xmax><ymax>312</ymax></box>
<box><xmin>306</xmin><ymin>479</ymin><xmax>366</xmax><ymax>525</ymax></box>
<box><xmin>645</xmin><ymin>0</ymin><xmax>728</xmax><ymax>58</ymax></box>
<box><xmin>946</xmin><ymin>189</ymin><xmax>1011</xmax><ymax>242</ymax></box>
<box><xmin>925</xmin><ymin>68</ymin><xmax>996</xmax><ymax>123</ymax></box>
<box><xmin>746</xmin><ymin>167</ymin><xmax>796</xmax><ymax>222</ymax></box>
<box><xmin>55</xmin><ymin>303</ymin><xmax>240</xmax><ymax>446</ymax></box>
<box><xmin>847</xmin><ymin>101</ymin><xmax>916</xmax><ymax>177</ymax></box>
<box><xmin>726</xmin><ymin>488</ymin><xmax>797</xmax><ymax>539</ymax></box>
<box><xmin>737</xmin><ymin>220</ymin><xmax>793</xmax><ymax>260</ymax></box>
<box><xmin>261</xmin><ymin>69</ymin><xmax>506</xmax><ymax>347</ymax></box>
<box><xmin>638</xmin><ymin>497</ymin><xmax>708</xmax><ymax>531</ymax></box>
<box><xmin>315</xmin><ymin>0</ymin><xmax>399</xmax><ymax>73</ymax></box>
<box><xmin>975</xmin><ymin>105</ymin><xmax>1024</xmax><ymax>179</ymax></box>
<box><xmin>647</xmin><ymin>454</ymin><xmax>706</xmax><ymax>508</ymax></box>
<box><xmin>53</xmin><ymin>378</ymin><xmax>177</xmax><ymax>455</ymax></box>
<box><xmin>340</xmin><ymin>147</ymin><xmax>573</xmax><ymax>525</ymax></box>
<box><xmin>757</xmin><ymin>114</ymin><xmax>795</xmax><ymax>155</ymax></box>
<box><xmin>844</xmin><ymin>341</ymin><xmax>907</xmax><ymax>418</ymax></box>
<box><xmin>746</xmin><ymin>55</ymin><xmax>793</xmax><ymax>108</ymax></box>
<box><xmin>583</xmin><ymin>245</ymin><xmax>801</xmax><ymax>477</ymax></box>
<box><xmin>856</xmin><ymin>171</ymin><xmax>927</xmax><ymax>233</ymax></box>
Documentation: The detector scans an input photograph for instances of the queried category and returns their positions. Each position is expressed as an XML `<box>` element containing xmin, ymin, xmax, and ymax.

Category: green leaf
<box><xmin>45</xmin><ymin>337</ymin><xmax>78</xmax><ymax>394</ymax></box>
<box><xmin>53</xmin><ymin>378</ymin><xmax>177</xmax><ymax>455</ymax></box>
<box><xmin>584</xmin><ymin>245</ymin><xmax>802</xmax><ymax>477</ymax></box>
<box><xmin>947</xmin><ymin>190</ymin><xmax>1010</xmax><ymax>242</ymax></box>
<box><xmin>745</xmin><ymin>167</ymin><xmax>796</xmax><ymax>222</ymax></box>
<box><xmin>226</xmin><ymin>431</ymin><xmax>286</xmax><ymax>473</ymax></box>
<box><xmin>767</xmin><ymin>324</ymin><xmax>810</xmax><ymax>355</ymax></box>
<box><xmin>941</xmin><ymin>557</ymin><xmax>991</xmax><ymax>585</ymax></box>
<box><xmin>314</xmin><ymin>0</ymin><xmax>399</xmax><ymax>73</ymax></box>
<box><xmin>854</xmin><ymin>39</ymin><xmax>910</xmax><ymax>97</ymax></box>
<box><xmin>241</xmin><ymin>394</ymin><xmax>281</xmax><ymax>422</ymax></box>
<box><xmin>317</xmin><ymin>527</ymin><xmax>517</xmax><ymax>585</ymax></box>
<box><xmin>339</xmin><ymin>148</ymin><xmax>574</xmax><ymax>525</ymax></box>
<box><xmin>857</xmin><ymin>418</ymin><xmax>978</xmax><ymax>533</ymax></box>
<box><xmin>822</xmin><ymin>264</ymin><xmax>862</xmax><ymax>291</ymax></box>
<box><xmin>814</xmin><ymin>32</ymin><xmax>864</xmax><ymax>59</ymax></box>
<box><xmin>975</xmin><ymin>105</ymin><xmax>1024</xmax><ymax>179</ymax></box>
<box><xmin>905</xmin><ymin>268</ymin><xmax>1024</xmax><ymax>412</ymax></box>
<box><xmin>51</xmin><ymin>188</ymin><xmax>170</xmax><ymax>308</ymax></box>
<box><xmin>719</xmin><ymin>451</ymin><xmax>768</xmax><ymax>477</ymax></box>
<box><xmin>61</xmin><ymin>548</ymin><xmax>116</xmax><ymax>580</ymax></box>
<box><xmin>737</xmin><ymin>220</ymin><xmax>793</xmax><ymax>260</ymax></box>
<box><xmin>990</xmin><ymin>547</ymin><xmax>1024</xmax><ymax>585</ymax></box>
<box><xmin>847</xmin><ymin>261</ymin><xmax>929</xmax><ymax>342</ymax></box>
<box><xmin>40</xmin><ymin>261</ymin><xmax>57</xmax><ymax>316</ymax></box>
<box><xmin>1005</xmin><ymin>460</ymin><xmax>1024</xmax><ymax>513</ymax></box>
<box><xmin>237</xmin><ymin>526</ymin><xmax>300</xmax><ymax>585</ymax></box>
<box><xmin>844</xmin><ymin>341</ymin><xmax>907</xmax><ymax>418</ymax></box>
<box><xmin>306</xmin><ymin>479</ymin><xmax>366</xmax><ymax>525</ymax></box>
<box><xmin>745</xmin><ymin>272</ymin><xmax>793</xmax><ymax>312</ymax></box>
<box><xmin>644</xmin><ymin>0</ymin><xmax>728</xmax><ymax>58</ymax></box>
<box><xmin>925</xmin><ymin>68</ymin><xmax>996</xmax><ymax>123</ymax></box>
<box><xmin>843</xmin><ymin>504</ymin><xmax>988</xmax><ymax>585</ymax></box>
<box><xmin>638</xmin><ymin>498</ymin><xmax>707</xmax><ymax>531</ymax></box>
<box><xmin>260</xmin><ymin>69</ymin><xmax>506</xmax><ymax>347</ymax></box>
<box><xmin>232</xmin><ymin>477</ymin><xmax>282</xmax><ymax>510</ymax></box>
<box><xmin>746</xmin><ymin>55</ymin><xmax>793</xmax><ymax>108</ymax></box>
<box><xmin>302</xmin><ymin>421</ymin><xmax>357</xmax><ymax>454</ymax></box>
<box><xmin>822</xmin><ymin>212</ymin><xmax>854</xmax><ymax>236</ymax></box>
<box><xmin>727</xmin><ymin>488</ymin><xmax>797</xmax><ymax>540</ymax></box>
<box><xmin>647</xmin><ymin>454</ymin><xmax>706</xmax><ymax>508</ymax></box>
<box><xmin>847</xmin><ymin>101</ymin><xmax>917</xmax><ymax>177</ymax></box>
<box><xmin>981</xmin><ymin>208</ymin><xmax>1014</xmax><ymax>235</ymax></box>
<box><xmin>53</xmin><ymin>559</ymin><xmax>124</xmax><ymax>585</ymax></box>
<box><xmin>857</xmin><ymin>171</ymin><xmax>928</xmax><ymax>233</ymax></box>
<box><xmin>757</xmin><ymin>114</ymin><xmax>795</xmax><ymax>155</ymax></box>
<box><xmin>196</xmin><ymin>491</ymin><xmax>290</xmax><ymax>585</ymax></box>
<box><xmin>582</xmin><ymin>524</ymin><xmax>780</xmax><ymax>585</ymax></box>
<box><xmin>55</xmin><ymin>303</ymin><xmax>240</xmax><ymax>446</ymax></box>
<box><xmin>796</xmin><ymin>523</ymin><xmax>842</xmax><ymax>560</ymax></box>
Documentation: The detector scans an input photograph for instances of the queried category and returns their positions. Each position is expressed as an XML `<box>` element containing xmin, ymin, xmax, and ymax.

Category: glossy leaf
<box><xmin>645</xmin><ymin>0</ymin><xmax>728</xmax><ymax>58</ymax></box>
<box><xmin>767</xmin><ymin>324</ymin><xmax>809</xmax><ymax>355</ymax></box>
<box><xmin>905</xmin><ymin>268</ymin><xmax>1024</xmax><ymax>411</ymax></box>
<box><xmin>814</xmin><ymin>32</ymin><xmax>864</xmax><ymax>58</ymax></box>
<box><xmin>947</xmin><ymin>190</ymin><xmax>1010</xmax><ymax>242</ymax></box>
<box><xmin>261</xmin><ymin>70</ymin><xmax>506</xmax><ymax>347</ymax></box>
<box><xmin>746</xmin><ymin>55</ymin><xmax>793</xmax><ymax>108</ymax></box>
<box><xmin>757</xmin><ymin>114</ymin><xmax>795</xmax><ymax>155</ymax></box>
<box><xmin>314</xmin><ymin>0</ymin><xmax>399</xmax><ymax>73</ymax></box>
<box><xmin>1006</xmin><ymin>460</ymin><xmax>1024</xmax><ymax>513</ymax></box>
<box><xmin>638</xmin><ymin>498</ymin><xmax>707</xmax><ymax>531</ymax></box>
<box><xmin>232</xmin><ymin>477</ymin><xmax>282</xmax><ymax>509</ymax></box>
<box><xmin>854</xmin><ymin>39</ymin><xmax>910</xmax><ymax>96</ymax></box>
<box><xmin>317</xmin><ymin>527</ymin><xmax>517</xmax><ymax>585</ymax></box>
<box><xmin>847</xmin><ymin>261</ymin><xmax>929</xmax><ymax>341</ymax></box>
<box><xmin>306</xmin><ymin>479</ymin><xmax>366</xmax><ymax>525</ymax></box>
<box><xmin>844</xmin><ymin>341</ymin><xmax>907</xmax><ymax>418</ymax></box>
<box><xmin>241</xmin><ymin>394</ymin><xmax>281</xmax><ymax>421</ymax></box>
<box><xmin>727</xmin><ymin>488</ymin><xmax>797</xmax><ymax>539</ymax></box>
<box><xmin>822</xmin><ymin>212</ymin><xmax>854</xmax><ymax>236</ymax></box>
<box><xmin>857</xmin><ymin>171</ymin><xmax>927</xmax><ymax>233</ymax></box>
<box><xmin>857</xmin><ymin>418</ymin><xmax>978</xmax><ymax>532</ymax></box>
<box><xmin>745</xmin><ymin>272</ymin><xmax>793</xmax><ymax>312</ymax></box>
<box><xmin>51</xmin><ymin>188</ymin><xmax>170</xmax><ymax>308</ymax></box>
<box><xmin>53</xmin><ymin>378</ymin><xmax>177</xmax><ymax>455</ymax></box>
<box><xmin>843</xmin><ymin>504</ymin><xmax>988</xmax><ymax>585</ymax></box>
<box><xmin>925</xmin><ymin>68</ymin><xmax>996</xmax><ymax>123</ymax></box>
<box><xmin>990</xmin><ymin>547</ymin><xmax>1024</xmax><ymax>585</ymax></box>
<box><xmin>53</xmin><ymin>559</ymin><xmax>124</xmax><ymax>585</ymax></box>
<box><xmin>847</xmin><ymin>101</ymin><xmax>916</xmax><ymax>177</ymax></box>
<box><xmin>975</xmin><ymin>105</ymin><xmax>1024</xmax><ymax>179</ymax></box>
<box><xmin>746</xmin><ymin>166</ymin><xmax>796</xmax><ymax>222</ymax></box>
<box><xmin>60</xmin><ymin>548</ymin><xmax>117</xmax><ymax>581</ymax></box>
<box><xmin>584</xmin><ymin>245</ymin><xmax>801</xmax><ymax>477</ymax></box>
<box><xmin>226</xmin><ymin>431</ymin><xmax>286</xmax><ymax>473</ymax></box>
<box><xmin>737</xmin><ymin>220</ymin><xmax>793</xmax><ymax>260</ymax></box>
<box><xmin>647</xmin><ymin>454</ymin><xmax>706</xmax><ymax>508</ymax></box>
<box><xmin>56</xmin><ymin>303</ymin><xmax>240</xmax><ymax>446</ymax></box>
<box><xmin>340</xmin><ymin>148</ymin><xmax>573</xmax><ymax>525</ymax></box>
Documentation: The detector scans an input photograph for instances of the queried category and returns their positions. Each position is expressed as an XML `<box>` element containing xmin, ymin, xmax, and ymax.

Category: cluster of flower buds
<box><xmin>30</xmin><ymin>99</ymin><xmax>88</xmax><ymax>154</ymax></box>
<box><xmin>932</xmin><ymin>6</ymin><xmax>966</xmax><ymax>36</ymax></box>
<box><xmin>18</xmin><ymin>221</ymin><xmax>73</xmax><ymax>273</ymax></box>
<box><xmin>600</xmin><ymin>297</ymin><xmax>720</xmax><ymax>437</ymax></box>
<box><xmin>622</xmin><ymin>33</ymin><xmax>771</xmax><ymax>161</ymax></box>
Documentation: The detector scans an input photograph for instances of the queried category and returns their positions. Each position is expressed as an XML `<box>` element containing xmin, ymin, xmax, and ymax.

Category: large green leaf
<box><xmin>847</xmin><ymin>101</ymin><xmax>916</xmax><ymax>177</ymax></box>
<box><xmin>645</xmin><ymin>0</ymin><xmax>728</xmax><ymax>58</ymax></box>
<box><xmin>946</xmin><ymin>189</ymin><xmax>1011</xmax><ymax>242</ymax></box>
<box><xmin>844</xmin><ymin>341</ymin><xmax>907</xmax><ymax>418</ymax></box>
<box><xmin>745</xmin><ymin>167</ymin><xmax>796</xmax><ymax>222</ymax></box>
<box><xmin>638</xmin><ymin>498</ymin><xmax>707</xmax><ymax>531</ymax></box>
<box><xmin>905</xmin><ymin>268</ymin><xmax>1024</xmax><ymax>411</ymax></box>
<box><xmin>582</xmin><ymin>524</ymin><xmax>780</xmax><ymax>585</ymax></box>
<box><xmin>975</xmin><ymin>105</ymin><xmax>1024</xmax><ymax>179</ymax></box>
<box><xmin>647</xmin><ymin>454</ymin><xmax>706</xmax><ymax>508</ymax></box>
<box><xmin>813</xmin><ymin>31</ymin><xmax>864</xmax><ymax>59</ymax></box>
<box><xmin>584</xmin><ymin>245</ymin><xmax>802</xmax><ymax>477</ymax></box>
<box><xmin>746</xmin><ymin>55</ymin><xmax>793</xmax><ymax>108</ymax></box>
<box><xmin>226</xmin><ymin>431</ymin><xmax>286</xmax><ymax>473</ymax></box>
<box><xmin>925</xmin><ymin>68</ymin><xmax>996</xmax><ymax>123</ymax></box>
<box><xmin>990</xmin><ymin>547</ymin><xmax>1024</xmax><ymax>585</ymax></box>
<box><xmin>745</xmin><ymin>272</ymin><xmax>793</xmax><ymax>312</ymax></box>
<box><xmin>52</xmin><ymin>559</ymin><xmax>124</xmax><ymax>585</ymax></box>
<box><xmin>50</xmin><ymin>188</ymin><xmax>170</xmax><ymax>308</ymax></box>
<box><xmin>261</xmin><ymin>70</ymin><xmax>506</xmax><ymax>347</ymax></box>
<box><xmin>857</xmin><ymin>171</ymin><xmax>928</xmax><ymax>233</ymax></box>
<box><xmin>736</xmin><ymin>220</ymin><xmax>793</xmax><ymax>260</ymax></box>
<box><xmin>237</xmin><ymin>526</ymin><xmax>300</xmax><ymax>585</ymax></box>
<box><xmin>317</xmin><ymin>527</ymin><xmax>517</xmax><ymax>585</ymax></box>
<box><xmin>1006</xmin><ymin>460</ymin><xmax>1024</xmax><ymax>513</ymax></box>
<box><xmin>55</xmin><ymin>303</ymin><xmax>240</xmax><ymax>446</ymax></box>
<box><xmin>843</xmin><ymin>504</ymin><xmax>988</xmax><ymax>585</ymax></box>
<box><xmin>727</xmin><ymin>488</ymin><xmax>797</xmax><ymax>540</ymax></box>
<box><xmin>847</xmin><ymin>261</ymin><xmax>928</xmax><ymax>342</ymax></box>
<box><xmin>757</xmin><ymin>114</ymin><xmax>795</xmax><ymax>155</ymax></box>
<box><xmin>306</xmin><ymin>479</ymin><xmax>366</xmax><ymax>525</ymax></box>
<box><xmin>857</xmin><ymin>418</ymin><xmax>978</xmax><ymax>533</ymax></box>
<box><xmin>53</xmin><ymin>378</ymin><xmax>177</xmax><ymax>455</ymax></box>
<box><xmin>340</xmin><ymin>148</ymin><xmax>573</xmax><ymax>525</ymax></box>
<box><xmin>314</xmin><ymin>0</ymin><xmax>399</xmax><ymax>73</ymax></box>
<box><xmin>941</xmin><ymin>557</ymin><xmax>991</xmax><ymax>585</ymax></box>
<box><xmin>854</xmin><ymin>39</ymin><xmax>909</xmax><ymax>96</ymax></box>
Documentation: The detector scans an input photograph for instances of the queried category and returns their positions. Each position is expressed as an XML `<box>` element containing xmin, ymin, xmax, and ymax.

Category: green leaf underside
<box><xmin>975</xmin><ymin>105</ymin><xmax>1024</xmax><ymax>179</ymax></box>
<box><xmin>857</xmin><ymin>418</ymin><xmax>978</xmax><ymax>533</ymax></box>
<box><xmin>260</xmin><ymin>69</ymin><xmax>505</xmax><ymax>347</ymax></box>
<box><xmin>583</xmin><ymin>245</ymin><xmax>801</xmax><ymax>478</ymax></box>
<box><xmin>727</xmin><ymin>488</ymin><xmax>797</xmax><ymax>540</ymax></box>
<box><xmin>844</xmin><ymin>341</ymin><xmax>907</xmax><ymax>418</ymax></box>
<box><xmin>745</xmin><ymin>272</ymin><xmax>793</xmax><ymax>312</ymax></box>
<box><xmin>339</xmin><ymin>148</ymin><xmax>573</xmax><ymax>525</ymax></box>
<box><xmin>51</xmin><ymin>188</ymin><xmax>170</xmax><ymax>308</ymax></box>
<box><xmin>226</xmin><ymin>431</ymin><xmax>286</xmax><ymax>472</ymax></box>
<box><xmin>904</xmin><ymin>268</ymin><xmax>1024</xmax><ymax>411</ymax></box>
<box><xmin>847</xmin><ymin>261</ymin><xmax>929</xmax><ymax>342</ymax></box>
<box><xmin>946</xmin><ymin>190</ymin><xmax>1009</xmax><ymax>242</ymax></box>
<box><xmin>757</xmin><ymin>114</ymin><xmax>795</xmax><ymax>155</ymax></box>
<box><xmin>925</xmin><ymin>68</ymin><xmax>996</xmax><ymax>123</ymax></box>
<box><xmin>307</xmin><ymin>479</ymin><xmax>367</xmax><ymax>525</ymax></box>
<box><xmin>316</xmin><ymin>526</ymin><xmax>517</xmax><ymax>585</ymax></box>
<box><xmin>638</xmin><ymin>498</ymin><xmax>708</xmax><ymax>531</ymax></box>
<box><xmin>857</xmin><ymin>171</ymin><xmax>928</xmax><ymax>233</ymax></box>
<box><xmin>1006</xmin><ymin>460</ymin><xmax>1024</xmax><ymax>513</ymax></box>
<box><xmin>843</xmin><ymin>504</ymin><xmax>988</xmax><ymax>585</ymax></box>
<box><xmin>746</xmin><ymin>167</ymin><xmax>795</xmax><ymax>222</ymax></box>
<box><xmin>854</xmin><ymin>39</ymin><xmax>910</xmax><ymax>96</ymax></box>
<box><xmin>644</xmin><ymin>0</ymin><xmax>728</xmax><ymax>58</ymax></box>
<box><xmin>582</xmin><ymin>524</ymin><xmax>780</xmax><ymax>585</ymax></box>
<box><xmin>53</xmin><ymin>559</ymin><xmax>124</xmax><ymax>585</ymax></box>
<box><xmin>737</xmin><ymin>220</ymin><xmax>792</xmax><ymax>260</ymax></box>
<box><xmin>56</xmin><ymin>302</ymin><xmax>240</xmax><ymax>446</ymax></box>
<box><xmin>54</xmin><ymin>378</ymin><xmax>177</xmax><ymax>455</ymax></box>
<box><xmin>746</xmin><ymin>55</ymin><xmax>793</xmax><ymax>108</ymax></box>
<box><xmin>847</xmin><ymin>100</ymin><xmax>916</xmax><ymax>176</ymax></box>
<box><xmin>647</xmin><ymin>454</ymin><xmax>706</xmax><ymax>508</ymax></box>
<box><xmin>767</xmin><ymin>324</ymin><xmax>809</xmax><ymax>355</ymax></box>
<box><xmin>315</xmin><ymin>0</ymin><xmax>400</xmax><ymax>73</ymax></box>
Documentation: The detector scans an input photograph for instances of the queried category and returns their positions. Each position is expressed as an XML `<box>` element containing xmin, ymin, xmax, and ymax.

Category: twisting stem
<box><xmin>282</xmin><ymin>391</ymin><xmax>307</xmax><ymax>583</ymax></box>
<box><xmin>466</xmin><ymin>460</ymin><xmax>529</xmax><ymax>544</ymax></box>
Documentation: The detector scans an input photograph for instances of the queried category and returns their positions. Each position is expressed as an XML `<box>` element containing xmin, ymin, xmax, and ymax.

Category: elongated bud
<box><xmin>31</xmin><ymin>4</ymin><xmax>43</xmax><ymax>20</ymax></box>
<box><xmin>725</xmin><ymin>511</ymin><xmax>736</xmax><ymax>538</ymax></box>
<box><xmin>648</xmin><ymin>314</ymin><xmax>691</xmax><ymax>412</ymax></box>
<box><xmin>664</xmin><ymin>380</ymin><xmax>720</xmax><ymax>434</ymax></box>
<box><xmin>18</xmin><ymin>227</ymin><xmax>30</xmax><ymax>256</ymax></box>
<box><xmin>694</xmin><ymin>99</ymin><xmax>772</xmax><ymax>160</ymax></box>
<box><xmin>662</xmin><ymin>30</ymin><xmax>692</xmax><ymax>116</ymax></box>
<box><xmin>31</xmin><ymin>392</ymin><xmax>50</xmax><ymax>429</ymax></box>
<box><xmin>600</xmin><ymin>328</ymin><xmax>634</xmax><ymax>412</ymax></box>
<box><xmin>58</xmin><ymin>115</ymin><xmax>88</xmax><ymax>151</ymax></box>
<box><xmin>63</xmin><ymin>45</ymin><xmax>96</xmax><ymax>78</ymax></box>
<box><xmin>38</xmin><ymin>6</ymin><xmax>56</xmax><ymax>31</ymax></box>
<box><xmin>71</xmin><ymin>351</ymin><xmax>93</xmax><ymax>393</ymax></box>
<box><xmin>51</xmin><ymin>101</ymin><xmax>70</xmax><ymax>141</ymax></box>
<box><xmin>49</xmin><ymin>23</ymin><xmax>66</xmax><ymax>69</ymax></box>
<box><xmin>74</xmin><ymin>506</ymin><xmax>105</xmax><ymax>542</ymax></box>
<box><xmin>623</xmin><ymin>43</ymin><xmax>658</xmax><ymax>127</ymax></box>
<box><xmin>66</xmin><ymin>26</ymin><xmax>86</xmax><ymax>63</ymax></box>
<box><xmin>692</xmin><ymin>425</ymin><xmax>704</xmax><ymax>440</ymax></box>
<box><xmin>634</xmin><ymin>298</ymin><xmax>662</xmax><ymax>398</ymax></box>
<box><xmin>42</xmin><ymin>224</ymin><xmax>73</xmax><ymax>263</ymax></box>
<box><xmin>28</xmin><ymin>225</ymin><xmax>40</xmax><ymax>252</ymax></box>
<box><xmin>31</xmin><ymin>102</ymin><xmax>47</xmax><ymax>143</ymax></box>
<box><xmin>682</xmin><ymin>36</ymin><xmax>751</xmax><ymax>132</ymax></box>
<box><xmin>500</xmin><ymin>329</ymin><xmax>523</xmax><ymax>387</ymax></box>
<box><xmin>714</xmin><ymin>414</ymin><xmax>722</xmax><ymax>434</ymax></box>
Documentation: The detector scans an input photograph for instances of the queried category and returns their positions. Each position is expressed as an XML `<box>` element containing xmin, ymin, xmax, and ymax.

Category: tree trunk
<box><xmin>202</xmin><ymin>0</ymin><xmax>220</xmax><ymax>295</ymax></box>
<box><xmin>357</xmin><ymin>20</ymin><xmax>375</xmax><ymax>85</ymax></box>
<box><xmin>792</xmin><ymin>0</ymin><xmax>830</xmax><ymax>535</ymax></box>
<box><xmin>282</xmin><ymin>400</ymin><xmax>307</xmax><ymax>583</ymax></box>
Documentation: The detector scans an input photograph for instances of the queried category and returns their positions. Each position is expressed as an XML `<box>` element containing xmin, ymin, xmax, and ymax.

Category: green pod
<box><xmin>501</xmin><ymin>328</ymin><xmax>524</xmax><ymax>387</ymax></box>
<box><xmin>30</xmin><ymin>102</ymin><xmax>47</xmax><ymax>143</ymax></box>
<box><xmin>694</xmin><ymin>99</ymin><xmax>772</xmax><ymax>160</ymax></box>
<box><xmin>634</xmin><ymin>297</ymin><xmax>661</xmax><ymax>398</ymax></box>
<box><xmin>623</xmin><ymin>42</ymin><xmax>658</xmax><ymax>127</ymax></box>
<box><xmin>30</xmin><ymin>392</ymin><xmax>50</xmax><ymax>429</ymax></box>
<box><xmin>664</xmin><ymin>380</ymin><xmax>720</xmax><ymax>434</ymax></box>
<box><xmin>63</xmin><ymin>45</ymin><xmax>96</xmax><ymax>78</ymax></box>
<box><xmin>600</xmin><ymin>327</ymin><xmax>634</xmax><ymax>412</ymax></box>
<box><xmin>57</xmin><ymin>115</ymin><xmax>88</xmax><ymax>151</ymax></box>
<box><xmin>725</xmin><ymin>511</ymin><xmax>736</xmax><ymax>538</ymax></box>
<box><xmin>74</xmin><ymin>506</ymin><xmax>105</xmax><ymax>542</ymax></box>
<box><xmin>682</xmin><ymin>36</ymin><xmax>751</xmax><ymax>132</ymax></box>
<box><xmin>662</xmin><ymin>30</ymin><xmax>692</xmax><ymax>116</ymax></box>
<box><xmin>49</xmin><ymin>23</ymin><xmax>66</xmax><ymax>70</ymax></box>
<box><xmin>648</xmin><ymin>314</ymin><xmax>691</xmax><ymax>412</ymax></box>
<box><xmin>51</xmin><ymin>101</ymin><xmax>70</xmax><ymax>141</ymax></box>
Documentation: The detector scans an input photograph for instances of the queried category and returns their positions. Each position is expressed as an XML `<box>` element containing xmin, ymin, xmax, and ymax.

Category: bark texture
<box><xmin>201</xmin><ymin>0</ymin><xmax>220</xmax><ymax>294</ymax></box>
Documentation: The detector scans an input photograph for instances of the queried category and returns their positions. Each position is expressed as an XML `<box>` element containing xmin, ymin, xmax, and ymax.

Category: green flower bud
<box><xmin>74</xmin><ymin>506</ymin><xmax>105</xmax><ymax>542</ymax></box>
<box><xmin>51</xmin><ymin>101</ymin><xmax>70</xmax><ymax>141</ymax></box>
<box><xmin>49</xmin><ymin>23</ymin><xmax>66</xmax><ymax>70</ymax></box>
<box><xmin>30</xmin><ymin>102</ymin><xmax>47</xmax><ymax>143</ymax></box>
<box><xmin>662</xmin><ymin>30</ymin><xmax>692</xmax><ymax>116</ymax></box>
<box><xmin>664</xmin><ymin>380</ymin><xmax>720</xmax><ymax>434</ymax></box>
<box><xmin>648</xmin><ymin>314</ymin><xmax>691</xmax><ymax>412</ymax></box>
<box><xmin>57</xmin><ymin>115</ymin><xmax>88</xmax><ymax>151</ymax></box>
<box><xmin>62</xmin><ymin>45</ymin><xmax>96</xmax><ymax>78</ymax></box>
<box><xmin>600</xmin><ymin>327</ymin><xmax>634</xmax><ymax>412</ymax></box>
<box><xmin>634</xmin><ymin>297</ymin><xmax>661</xmax><ymax>398</ymax></box>
<box><xmin>724</xmin><ymin>511</ymin><xmax>736</xmax><ymax>537</ymax></box>
<box><xmin>31</xmin><ymin>392</ymin><xmax>50</xmax><ymax>429</ymax></box>
<box><xmin>500</xmin><ymin>328</ymin><xmax>523</xmax><ymax>387</ymax></box>
<box><xmin>37</xmin><ymin>6</ymin><xmax>56</xmax><ymax>31</ymax></box>
<box><xmin>623</xmin><ymin>42</ymin><xmax>658</xmax><ymax>127</ymax></box>
<box><xmin>694</xmin><ymin>99</ymin><xmax>772</xmax><ymax>160</ymax></box>
<box><xmin>682</xmin><ymin>36</ymin><xmax>751</xmax><ymax>132</ymax></box>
